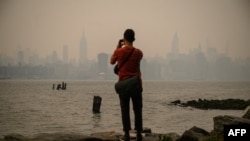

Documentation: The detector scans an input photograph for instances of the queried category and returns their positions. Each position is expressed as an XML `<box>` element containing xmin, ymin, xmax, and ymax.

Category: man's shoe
<box><xmin>119</xmin><ymin>133</ymin><xmax>130</xmax><ymax>141</ymax></box>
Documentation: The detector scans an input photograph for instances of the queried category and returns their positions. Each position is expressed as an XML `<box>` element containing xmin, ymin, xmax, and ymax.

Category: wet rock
<box><xmin>170</xmin><ymin>100</ymin><xmax>181</xmax><ymax>105</ymax></box>
<box><xmin>170</xmin><ymin>99</ymin><xmax>250</xmax><ymax>110</ymax></box>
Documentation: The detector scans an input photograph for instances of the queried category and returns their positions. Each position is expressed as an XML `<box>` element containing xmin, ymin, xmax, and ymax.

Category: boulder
<box><xmin>242</xmin><ymin>106</ymin><xmax>250</xmax><ymax>119</ymax></box>
<box><xmin>176</xmin><ymin>126</ymin><xmax>210</xmax><ymax>141</ymax></box>
<box><xmin>212</xmin><ymin>115</ymin><xmax>250</xmax><ymax>135</ymax></box>
<box><xmin>90</xmin><ymin>131</ymin><xmax>122</xmax><ymax>141</ymax></box>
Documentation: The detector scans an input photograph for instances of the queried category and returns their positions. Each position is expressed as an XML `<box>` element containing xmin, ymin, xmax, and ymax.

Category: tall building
<box><xmin>171</xmin><ymin>32</ymin><xmax>179</xmax><ymax>57</ymax></box>
<box><xmin>97</xmin><ymin>53</ymin><xmax>108</xmax><ymax>73</ymax></box>
<box><xmin>79</xmin><ymin>32</ymin><xmax>87</xmax><ymax>65</ymax></box>
<box><xmin>51</xmin><ymin>50</ymin><xmax>58</xmax><ymax>64</ymax></box>
<box><xmin>0</xmin><ymin>54</ymin><xmax>2</xmax><ymax>66</ymax></box>
<box><xmin>17</xmin><ymin>50</ymin><xmax>24</xmax><ymax>66</ymax></box>
<box><xmin>63</xmin><ymin>45</ymin><xmax>68</xmax><ymax>63</ymax></box>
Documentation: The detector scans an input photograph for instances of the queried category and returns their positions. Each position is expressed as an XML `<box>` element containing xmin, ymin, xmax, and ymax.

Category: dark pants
<box><xmin>119</xmin><ymin>85</ymin><xmax>143</xmax><ymax>132</ymax></box>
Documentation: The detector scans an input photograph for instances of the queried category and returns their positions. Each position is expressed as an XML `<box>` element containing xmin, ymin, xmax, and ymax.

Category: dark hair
<box><xmin>123</xmin><ymin>29</ymin><xmax>135</xmax><ymax>43</ymax></box>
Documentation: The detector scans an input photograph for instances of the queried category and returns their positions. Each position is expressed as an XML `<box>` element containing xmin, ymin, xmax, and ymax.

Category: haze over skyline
<box><xmin>1</xmin><ymin>0</ymin><xmax>250</xmax><ymax>61</ymax></box>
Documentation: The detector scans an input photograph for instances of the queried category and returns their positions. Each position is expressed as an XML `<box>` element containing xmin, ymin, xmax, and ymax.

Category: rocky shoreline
<box><xmin>169</xmin><ymin>98</ymin><xmax>250</xmax><ymax>110</ymax></box>
<box><xmin>1</xmin><ymin>106</ymin><xmax>250</xmax><ymax>141</ymax></box>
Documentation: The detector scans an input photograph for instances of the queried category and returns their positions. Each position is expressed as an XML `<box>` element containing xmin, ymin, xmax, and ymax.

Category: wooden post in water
<box><xmin>62</xmin><ymin>82</ymin><xmax>67</xmax><ymax>90</ymax></box>
<box><xmin>92</xmin><ymin>96</ymin><xmax>102</xmax><ymax>113</ymax></box>
<box><xmin>64</xmin><ymin>83</ymin><xmax>67</xmax><ymax>90</ymax></box>
<box><xmin>56</xmin><ymin>84</ymin><xmax>61</xmax><ymax>90</ymax></box>
<box><xmin>52</xmin><ymin>84</ymin><xmax>55</xmax><ymax>90</ymax></box>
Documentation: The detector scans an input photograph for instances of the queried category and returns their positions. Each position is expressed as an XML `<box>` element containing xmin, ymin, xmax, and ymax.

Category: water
<box><xmin>0</xmin><ymin>80</ymin><xmax>249</xmax><ymax>138</ymax></box>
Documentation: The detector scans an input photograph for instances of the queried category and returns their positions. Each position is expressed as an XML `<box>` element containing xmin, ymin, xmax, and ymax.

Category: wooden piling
<box><xmin>56</xmin><ymin>84</ymin><xmax>61</xmax><ymax>90</ymax></box>
<box><xmin>62</xmin><ymin>82</ymin><xmax>67</xmax><ymax>90</ymax></box>
<box><xmin>92</xmin><ymin>96</ymin><xmax>102</xmax><ymax>113</ymax></box>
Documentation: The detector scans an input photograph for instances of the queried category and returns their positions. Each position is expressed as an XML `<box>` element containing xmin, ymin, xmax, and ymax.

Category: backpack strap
<box><xmin>118</xmin><ymin>48</ymin><xmax>135</xmax><ymax>71</ymax></box>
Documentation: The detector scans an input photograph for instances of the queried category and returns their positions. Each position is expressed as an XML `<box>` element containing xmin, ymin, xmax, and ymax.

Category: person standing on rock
<box><xmin>110</xmin><ymin>29</ymin><xmax>143</xmax><ymax>141</ymax></box>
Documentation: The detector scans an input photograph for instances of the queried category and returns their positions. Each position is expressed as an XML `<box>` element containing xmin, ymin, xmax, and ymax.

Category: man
<box><xmin>110</xmin><ymin>29</ymin><xmax>143</xmax><ymax>141</ymax></box>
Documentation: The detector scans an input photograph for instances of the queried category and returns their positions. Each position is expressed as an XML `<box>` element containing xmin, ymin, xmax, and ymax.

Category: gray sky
<box><xmin>0</xmin><ymin>0</ymin><xmax>250</xmax><ymax>61</ymax></box>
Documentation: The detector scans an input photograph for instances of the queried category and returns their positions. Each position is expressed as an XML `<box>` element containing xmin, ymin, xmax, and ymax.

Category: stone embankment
<box><xmin>1</xmin><ymin>107</ymin><xmax>250</xmax><ymax>141</ymax></box>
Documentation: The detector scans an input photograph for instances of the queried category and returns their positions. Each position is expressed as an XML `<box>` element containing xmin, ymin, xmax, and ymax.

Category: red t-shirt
<box><xmin>110</xmin><ymin>46</ymin><xmax>143</xmax><ymax>82</ymax></box>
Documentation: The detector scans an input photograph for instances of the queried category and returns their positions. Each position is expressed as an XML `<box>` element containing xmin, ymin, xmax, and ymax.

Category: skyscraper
<box><xmin>171</xmin><ymin>32</ymin><xmax>179</xmax><ymax>56</ymax></box>
<box><xmin>51</xmin><ymin>50</ymin><xmax>58</xmax><ymax>64</ymax></box>
<box><xmin>17</xmin><ymin>50</ymin><xmax>24</xmax><ymax>66</ymax></box>
<box><xmin>79</xmin><ymin>32</ymin><xmax>87</xmax><ymax>65</ymax></box>
<box><xmin>97</xmin><ymin>53</ymin><xmax>108</xmax><ymax>73</ymax></box>
<box><xmin>63</xmin><ymin>45</ymin><xmax>68</xmax><ymax>63</ymax></box>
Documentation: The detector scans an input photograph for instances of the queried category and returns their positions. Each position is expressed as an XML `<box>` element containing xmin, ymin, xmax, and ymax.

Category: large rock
<box><xmin>212</xmin><ymin>115</ymin><xmax>250</xmax><ymax>135</ymax></box>
<box><xmin>90</xmin><ymin>131</ymin><xmax>122</xmax><ymax>141</ymax></box>
<box><xmin>242</xmin><ymin>106</ymin><xmax>250</xmax><ymax>119</ymax></box>
<box><xmin>176</xmin><ymin>126</ymin><xmax>210</xmax><ymax>141</ymax></box>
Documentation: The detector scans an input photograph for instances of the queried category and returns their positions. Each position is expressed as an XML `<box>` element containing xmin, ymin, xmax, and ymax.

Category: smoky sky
<box><xmin>0</xmin><ymin>0</ymin><xmax>249</xmax><ymax>60</ymax></box>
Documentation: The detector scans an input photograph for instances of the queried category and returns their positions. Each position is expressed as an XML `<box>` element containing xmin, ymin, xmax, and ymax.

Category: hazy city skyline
<box><xmin>1</xmin><ymin>26</ymin><xmax>250</xmax><ymax>81</ymax></box>
<box><xmin>1</xmin><ymin>0</ymin><xmax>250</xmax><ymax>61</ymax></box>
<box><xmin>0</xmin><ymin>31</ymin><xmax>241</xmax><ymax>66</ymax></box>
